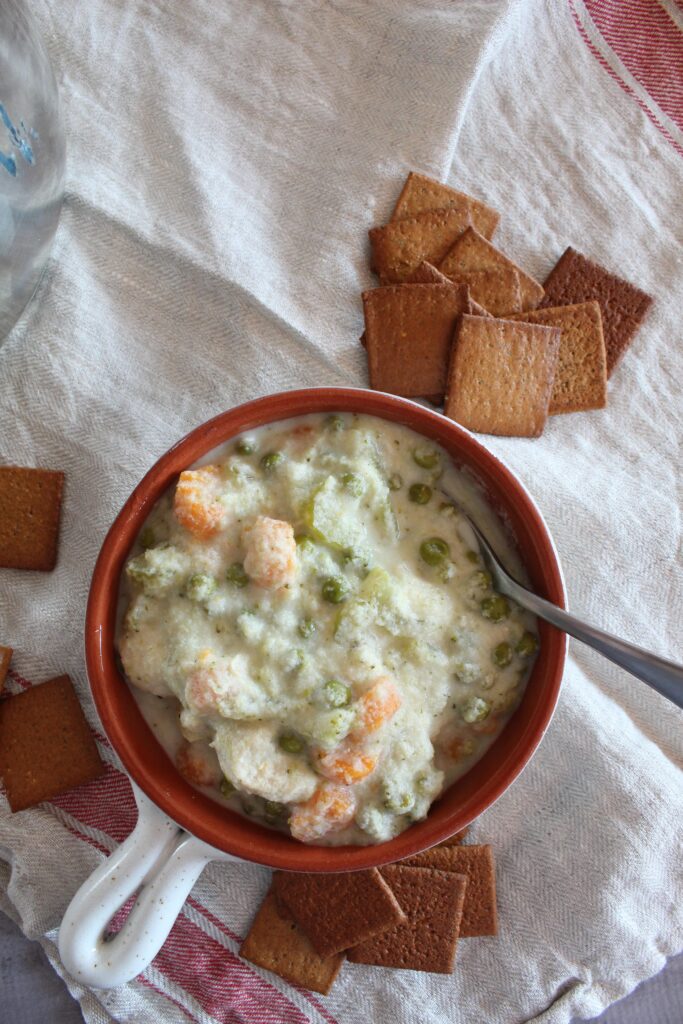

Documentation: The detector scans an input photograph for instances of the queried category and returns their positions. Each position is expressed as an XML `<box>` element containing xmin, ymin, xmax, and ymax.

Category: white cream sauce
<box><xmin>117</xmin><ymin>412</ymin><xmax>537</xmax><ymax>845</ymax></box>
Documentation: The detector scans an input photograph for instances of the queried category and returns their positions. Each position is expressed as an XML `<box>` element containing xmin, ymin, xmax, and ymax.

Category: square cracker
<box><xmin>358</xmin><ymin>264</ymin><xmax>487</xmax><ymax>351</ymax></box>
<box><xmin>0</xmin><ymin>467</ymin><xmax>64</xmax><ymax>571</ymax></box>
<box><xmin>363</xmin><ymin>283</ymin><xmax>471</xmax><ymax>400</ymax></box>
<box><xmin>540</xmin><ymin>246</ymin><xmax>652</xmax><ymax>376</ymax></box>
<box><xmin>444</xmin><ymin>314</ymin><xmax>560</xmax><ymax>438</ymax></box>
<box><xmin>0</xmin><ymin>645</ymin><xmax>12</xmax><ymax>693</ymax></box>
<box><xmin>406</xmin><ymin>264</ymin><xmax>490</xmax><ymax>317</ymax></box>
<box><xmin>390</xmin><ymin>171</ymin><xmax>500</xmax><ymax>240</ymax></box>
<box><xmin>400</xmin><ymin>844</ymin><xmax>497</xmax><ymax>937</ymax></box>
<box><xmin>369</xmin><ymin>206</ymin><xmax>472</xmax><ymax>283</ymax></box>
<box><xmin>0</xmin><ymin>675</ymin><xmax>105</xmax><ymax>812</ymax></box>
<box><xmin>347</xmin><ymin>865</ymin><xmax>467</xmax><ymax>973</ymax></box>
<box><xmin>443</xmin><ymin>266</ymin><xmax>522</xmax><ymax>316</ymax></box>
<box><xmin>439</xmin><ymin>227</ymin><xmax>544</xmax><ymax>310</ymax></box>
<box><xmin>274</xmin><ymin>867</ymin><xmax>405</xmax><ymax>958</ymax></box>
<box><xmin>240</xmin><ymin>889</ymin><xmax>344</xmax><ymax>995</ymax></box>
<box><xmin>406</xmin><ymin>260</ymin><xmax>454</xmax><ymax>286</ymax></box>
<box><xmin>506</xmin><ymin>302</ymin><xmax>607</xmax><ymax>414</ymax></box>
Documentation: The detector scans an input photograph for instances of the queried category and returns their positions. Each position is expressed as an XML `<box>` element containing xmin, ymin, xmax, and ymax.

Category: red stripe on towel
<box><xmin>584</xmin><ymin>0</ymin><xmax>683</xmax><ymax>130</ymax></box>
<box><xmin>569</xmin><ymin>0</ymin><xmax>683</xmax><ymax>157</ymax></box>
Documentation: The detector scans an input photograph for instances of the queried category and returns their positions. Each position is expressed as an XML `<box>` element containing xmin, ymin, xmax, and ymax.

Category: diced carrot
<box><xmin>289</xmin><ymin>783</ymin><xmax>356</xmax><ymax>843</ymax></box>
<box><xmin>315</xmin><ymin>746</ymin><xmax>377</xmax><ymax>785</ymax></box>
<box><xmin>353</xmin><ymin>676</ymin><xmax>401</xmax><ymax>736</ymax></box>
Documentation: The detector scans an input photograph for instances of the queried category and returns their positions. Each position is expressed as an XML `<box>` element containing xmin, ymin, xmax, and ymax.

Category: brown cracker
<box><xmin>444</xmin><ymin>314</ymin><xmax>560</xmax><ymax>437</ymax></box>
<box><xmin>274</xmin><ymin>867</ymin><xmax>405</xmax><ymax>958</ymax></box>
<box><xmin>506</xmin><ymin>302</ymin><xmax>607</xmax><ymax>414</ymax></box>
<box><xmin>0</xmin><ymin>675</ymin><xmax>105</xmax><ymax>812</ymax></box>
<box><xmin>406</xmin><ymin>260</ymin><xmax>453</xmax><ymax>286</ymax></box>
<box><xmin>400</xmin><ymin>844</ymin><xmax>497</xmax><ymax>937</ymax></box>
<box><xmin>0</xmin><ymin>467</ymin><xmax>64</xmax><ymax>571</ymax></box>
<box><xmin>407</xmin><ymin>263</ymin><xmax>491</xmax><ymax>317</ymax></box>
<box><xmin>359</xmin><ymin>263</ymin><xmax>461</xmax><ymax>349</ymax></box>
<box><xmin>347</xmin><ymin>865</ymin><xmax>467</xmax><ymax>973</ymax></box>
<box><xmin>363</xmin><ymin>283</ymin><xmax>471</xmax><ymax>400</ymax></box>
<box><xmin>439</xmin><ymin>227</ymin><xmax>544</xmax><ymax>310</ymax></box>
<box><xmin>369</xmin><ymin>206</ymin><xmax>472</xmax><ymax>283</ymax></box>
<box><xmin>540</xmin><ymin>246</ymin><xmax>652</xmax><ymax>376</ymax></box>
<box><xmin>0</xmin><ymin>646</ymin><xmax>12</xmax><ymax>693</ymax></box>
<box><xmin>240</xmin><ymin>889</ymin><xmax>344</xmax><ymax>995</ymax></box>
<box><xmin>443</xmin><ymin>266</ymin><xmax>522</xmax><ymax>316</ymax></box>
<box><xmin>390</xmin><ymin>171</ymin><xmax>500</xmax><ymax>240</ymax></box>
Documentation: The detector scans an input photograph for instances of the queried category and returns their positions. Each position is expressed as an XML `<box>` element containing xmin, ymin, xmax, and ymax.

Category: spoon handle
<box><xmin>502</xmin><ymin>577</ymin><xmax>683</xmax><ymax>710</ymax></box>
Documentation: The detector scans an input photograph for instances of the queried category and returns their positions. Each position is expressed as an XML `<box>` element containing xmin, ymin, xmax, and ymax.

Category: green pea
<box><xmin>186</xmin><ymin>573</ymin><xmax>218</xmax><ymax>602</ymax></box>
<box><xmin>492</xmin><ymin>641</ymin><xmax>513</xmax><ymax>668</ymax></box>
<box><xmin>471</xmin><ymin>569</ymin><xmax>492</xmax><ymax>590</ymax></box>
<box><xmin>466</xmin><ymin>550</ymin><xmax>480</xmax><ymax>564</ymax></box>
<box><xmin>437</xmin><ymin>562</ymin><xmax>452</xmax><ymax>582</ymax></box>
<box><xmin>480</xmin><ymin>594</ymin><xmax>510</xmax><ymax>621</ymax></box>
<box><xmin>323</xmin><ymin>679</ymin><xmax>351</xmax><ymax>708</ymax></box>
<box><xmin>298</xmin><ymin>617</ymin><xmax>316</xmax><ymax>639</ymax></box>
<box><xmin>279</xmin><ymin>733</ymin><xmax>304</xmax><ymax>754</ymax></box>
<box><xmin>460</xmin><ymin>695</ymin><xmax>491</xmax><ymax>723</ymax></box>
<box><xmin>412</xmin><ymin>447</ymin><xmax>440</xmax><ymax>470</ymax></box>
<box><xmin>384</xmin><ymin>790</ymin><xmax>415</xmax><ymax>814</ymax></box>
<box><xmin>408</xmin><ymin>483</ymin><xmax>432</xmax><ymax>505</ymax></box>
<box><xmin>322</xmin><ymin>575</ymin><xmax>350</xmax><ymax>604</ymax></box>
<box><xmin>388</xmin><ymin>473</ymin><xmax>403</xmax><ymax>491</ymax></box>
<box><xmin>139</xmin><ymin>526</ymin><xmax>156</xmax><ymax>549</ymax></box>
<box><xmin>516</xmin><ymin>631</ymin><xmax>539</xmax><ymax>657</ymax></box>
<box><xmin>325</xmin><ymin>414</ymin><xmax>345</xmax><ymax>432</ymax></box>
<box><xmin>260</xmin><ymin>451</ymin><xmax>284</xmax><ymax>472</ymax></box>
<box><xmin>240</xmin><ymin>796</ymin><xmax>260</xmax><ymax>817</ymax></box>
<box><xmin>220</xmin><ymin>777</ymin><xmax>236</xmax><ymax>798</ymax></box>
<box><xmin>288</xmin><ymin>648</ymin><xmax>305</xmax><ymax>673</ymax></box>
<box><xmin>126</xmin><ymin>556</ymin><xmax>158</xmax><ymax>587</ymax></box>
<box><xmin>341</xmin><ymin>472</ymin><xmax>364</xmax><ymax>496</ymax></box>
<box><xmin>226</xmin><ymin>562</ymin><xmax>249</xmax><ymax>587</ymax></box>
<box><xmin>419</xmin><ymin>537</ymin><xmax>450</xmax><ymax>566</ymax></box>
<box><xmin>415</xmin><ymin>773</ymin><xmax>433</xmax><ymax>795</ymax></box>
<box><xmin>263</xmin><ymin>800</ymin><xmax>288</xmax><ymax>821</ymax></box>
<box><xmin>235</xmin><ymin>438</ymin><xmax>256</xmax><ymax>455</ymax></box>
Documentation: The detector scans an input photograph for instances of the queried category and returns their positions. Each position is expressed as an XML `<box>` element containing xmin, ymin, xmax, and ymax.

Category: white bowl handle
<box><xmin>58</xmin><ymin>782</ymin><xmax>238</xmax><ymax>988</ymax></box>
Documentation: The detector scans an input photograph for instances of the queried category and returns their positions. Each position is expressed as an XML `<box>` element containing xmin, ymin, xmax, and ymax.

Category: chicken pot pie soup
<box><xmin>117</xmin><ymin>413</ymin><xmax>538</xmax><ymax>846</ymax></box>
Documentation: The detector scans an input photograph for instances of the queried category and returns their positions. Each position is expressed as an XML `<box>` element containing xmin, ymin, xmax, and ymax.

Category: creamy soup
<box><xmin>117</xmin><ymin>413</ymin><xmax>537</xmax><ymax>845</ymax></box>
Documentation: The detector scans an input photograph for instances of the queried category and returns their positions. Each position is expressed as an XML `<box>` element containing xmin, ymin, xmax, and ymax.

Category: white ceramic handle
<box><xmin>58</xmin><ymin>783</ymin><xmax>238</xmax><ymax>988</ymax></box>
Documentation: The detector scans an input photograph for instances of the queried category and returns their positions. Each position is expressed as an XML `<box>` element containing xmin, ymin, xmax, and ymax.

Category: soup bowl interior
<box><xmin>86</xmin><ymin>388</ymin><xmax>566</xmax><ymax>871</ymax></box>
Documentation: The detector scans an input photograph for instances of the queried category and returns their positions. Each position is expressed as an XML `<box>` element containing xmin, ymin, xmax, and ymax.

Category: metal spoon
<box><xmin>460</xmin><ymin>512</ymin><xmax>683</xmax><ymax>710</ymax></box>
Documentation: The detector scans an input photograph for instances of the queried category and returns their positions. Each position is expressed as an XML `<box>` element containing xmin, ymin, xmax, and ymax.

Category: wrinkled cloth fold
<box><xmin>0</xmin><ymin>1</ymin><xmax>681</xmax><ymax>1022</ymax></box>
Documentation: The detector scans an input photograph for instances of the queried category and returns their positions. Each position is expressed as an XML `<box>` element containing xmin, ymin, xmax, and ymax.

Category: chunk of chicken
<box><xmin>211</xmin><ymin>721</ymin><xmax>318</xmax><ymax>804</ymax></box>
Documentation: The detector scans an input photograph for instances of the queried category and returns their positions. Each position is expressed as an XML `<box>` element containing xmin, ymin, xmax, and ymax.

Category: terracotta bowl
<box><xmin>85</xmin><ymin>388</ymin><xmax>566</xmax><ymax>871</ymax></box>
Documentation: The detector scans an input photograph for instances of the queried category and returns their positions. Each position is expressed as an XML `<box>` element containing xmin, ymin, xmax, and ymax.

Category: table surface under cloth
<box><xmin>0</xmin><ymin>2</ymin><xmax>681</xmax><ymax>1023</ymax></box>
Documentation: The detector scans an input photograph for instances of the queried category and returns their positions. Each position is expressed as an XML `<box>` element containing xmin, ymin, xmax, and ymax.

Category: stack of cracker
<box><xmin>0</xmin><ymin>467</ymin><xmax>106</xmax><ymax>810</ymax></box>
<box><xmin>240</xmin><ymin>827</ymin><xmax>498</xmax><ymax>995</ymax></box>
<box><xmin>363</xmin><ymin>172</ymin><xmax>652</xmax><ymax>437</ymax></box>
